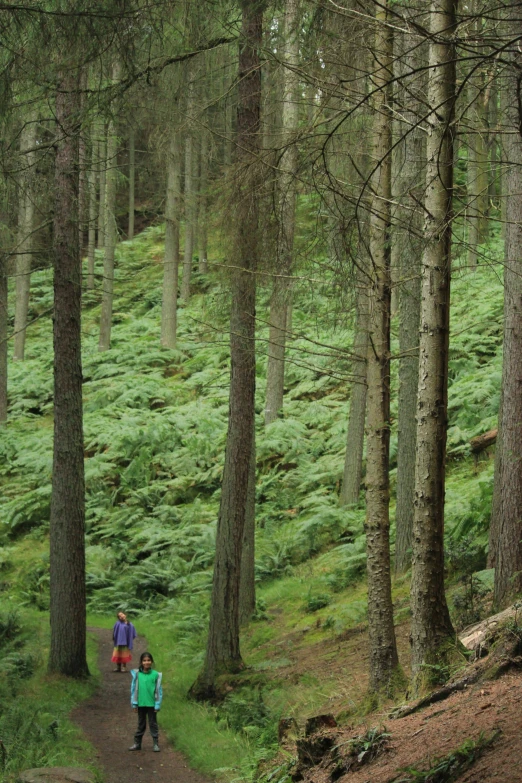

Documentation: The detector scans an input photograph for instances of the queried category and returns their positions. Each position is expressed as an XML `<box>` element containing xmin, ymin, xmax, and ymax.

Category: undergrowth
<box><xmin>0</xmin><ymin>223</ymin><xmax>506</xmax><ymax>779</ymax></box>
<box><xmin>392</xmin><ymin>730</ymin><xmax>501</xmax><ymax>783</ymax></box>
<box><xmin>0</xmin><ymin>227</ymin><xmax>503</xmax><ymax>621</ymax></box>
<box><xmin>0</xmin><ymin>609</ymin><xmax>100</xmax><ymax>783</ymax></box>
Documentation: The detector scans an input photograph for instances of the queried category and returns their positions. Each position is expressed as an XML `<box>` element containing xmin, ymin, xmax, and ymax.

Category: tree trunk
<box><xmin>339</xmin><ymin>278</ymin><xmax>368</xmax><ymax>506</ymax></box>
<box><xmin>98</xmin><ymin>65</ymin><xmax>120</xmax><ymax>352</ymax></box>
<box><xmin>410</xmin><ymin>0</ymin><xmax>457</xmax><ymax>688</ymax></box>
<box><xmin>264</xmin><ymin>0</ymin><xmax>299</xmax><ymax>425</ymax></box>
<box><xmin>493</xmin><ymin>17</ymin><xmax>522</xmax><ymax>605</ymax></box>
<box><xmin>364</xmin><ymin>0</ymin><xmax>399</xmax><ymax>694</ymax></box>
<box><xmin>487</xmin><ymin>390</ymin><xmax>502</xmax><ymax>569</ymax></box>
<box><xmin>198</xmin><ymin>128</ymin><xmax>209</xmax><ymax>274</ymax></box>
<box><xmin>190</xmin><ymin>0</ymin><xmax>262</xmax><ymax>701</ymax></box>
<box><xmin>181</xmin><ymin>69</ymin><xmax>197</xmax><ymax>302</ymax></box>
<box><xmin>488</xmin><ymin>79</ymin><xmax>499</xmax><ymax>207</ymax></box>
<box><xmin>393</xmin><ymin>16</ymin><xmax>425</xmax><ymax>573</ymax></box>
<box><xmin>264</xmin><ymin>289</ymin><xmax>287</xmax><ymax>425</ymax></box>
<box><xmin>13</xmin><ymin>116</ymin><xmax>37</xmax><ymax>362</ymax></box>
<box><xmin>78</xmin><ymin>68</ymin><xmax>88</xmax><ymax>255</ymax></box>
<box><xmin>48</xmin><ymin>67</ymin><xmax>89</xmax><ymax>679</ymax></box>
<box><xmin>181</xmin><ymin>133</ymin><xmax>194</xmax><ymax>301</ymax></box>
<box><xmin>128</xmin><ymin>124</ymin><xmax>135</xmax><ymax>240</ymax></box>
<box><xmin>224</xmin><ymin>58</ymin><xmax>234</xmax><ymax>167</ymax></box>
<box><xmin>467</xmin><ymin>125</ymin><xmax>479</xmax><ymax>269</ymax></box>
<box><xmin>240</xmin><ymin>425</ymin><xmax>256</xmax><ymax>624</ymax></box>
<box><xmin>86</xmin><ymin>135</ymin><xmax>97</xmax><ymax>291</ymax></box>
<box><xmin>395</xmin><ymin>257</ymin><xmax>421</xmax><ymax>571</ymax></box>
<box><xmin>0</xmin><ymin>252</ymin><xmax>7</xmax><ymax>423</ymax></box>
<box><xmin>161</xmin><ymin>126</ymin><xmax>181</xmax><ymax>349</ymax></box>
<box><xmin>97</xmin><ymin>122</ymin><xmax>107</xmax><ymax>250</ymax></box>
<box><xmin>467</xmin><ymin>5</ymin><xmax>490</xmax><ymax>268</ymax></box>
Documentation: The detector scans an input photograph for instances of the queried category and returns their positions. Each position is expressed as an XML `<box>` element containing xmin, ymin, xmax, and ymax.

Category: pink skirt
<box><xmin>111</xmin><ymin>646</ymin><xmax>132</xmax><ymax>664</ymax></box>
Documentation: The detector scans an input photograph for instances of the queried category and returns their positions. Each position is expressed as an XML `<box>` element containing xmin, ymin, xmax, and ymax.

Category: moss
<box><xmin>412</xmin><ymin>639</ymin><xmax>467</xmax><ymax>696</ymax></box>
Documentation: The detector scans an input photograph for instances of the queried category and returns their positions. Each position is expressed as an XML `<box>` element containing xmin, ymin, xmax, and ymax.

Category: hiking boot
<box><xmin>153</xmin><ymin>742</ymin><xmax>160</xmax><ymax>752</ymax></box>
<box><xmin>128</xmin><ymin>743</ymin><xmax>141</xmax><ymax>751</ymax></box>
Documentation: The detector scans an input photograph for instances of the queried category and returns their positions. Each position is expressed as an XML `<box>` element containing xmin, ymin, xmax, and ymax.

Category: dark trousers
<box><xmin>134</xmin><ymin>707</ymin><xmax>159</xmax><ymax>743</ymax></box>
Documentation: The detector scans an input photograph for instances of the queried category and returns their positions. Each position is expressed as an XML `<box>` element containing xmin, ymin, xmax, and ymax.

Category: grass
<box><xmin>0</xmin><ymin>609</ymin><xmax>100</xmax><ymax>783</ymax></box>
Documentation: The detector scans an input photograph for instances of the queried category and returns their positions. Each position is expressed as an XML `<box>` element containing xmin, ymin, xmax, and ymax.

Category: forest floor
<box><xmin>71</xmin><ymin>628</ymin><xmax>210</xmax><ymax>783</ymax></box>
<box><xmin>246</xmin><ymin>610</ymin><xmax>522</xmax><ymax>782</ymax></box>
<box><xmin>294</xmin><ymin>669</ymin><xmax>522</xmax><ymax>783</ymax></box>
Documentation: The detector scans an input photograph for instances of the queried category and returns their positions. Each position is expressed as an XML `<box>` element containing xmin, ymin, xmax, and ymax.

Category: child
<box><xmin>112</xmin><ymin>611</ymin><xmax>137</xmax><ymax>673</ymax></box>
<box><xmin>128</xmin><ymin>651</ymin><xmax>163</xmax><ymax>752</ymax></box>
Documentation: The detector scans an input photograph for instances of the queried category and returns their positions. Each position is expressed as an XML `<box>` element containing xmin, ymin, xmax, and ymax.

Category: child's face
<box><xmin>118</xmin><ymin>612</ymin><xmax>126</xmax><ymax>622</ymax></box>
<box><xmin>142</xmin><ymin>656</ymin><xmax>152</xmax><ymax>671</ymax></box>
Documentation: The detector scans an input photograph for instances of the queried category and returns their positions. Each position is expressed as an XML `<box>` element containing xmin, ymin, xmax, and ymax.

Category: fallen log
<box><xmin>470</xmin><ymin>428</ymin><xmax>497</xmax><ymax>455</ymax></box>
<box><xmin>459</xmin><ymin>604</ymin><xmax>520</xmax><ymax>652</ymax></box>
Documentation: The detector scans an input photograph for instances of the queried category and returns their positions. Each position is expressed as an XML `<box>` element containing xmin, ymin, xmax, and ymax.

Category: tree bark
<box><xmin>78</xmin><ymin>68</ymin><xmax>88</xmax><ymax>254</ymax></box>
<box><xmin>13</xmin><ymin>116</ymin><xmax>37</xmax><ymax>361</ymax></box>
<box><xmin>339</xmin><ymin>278</ymin><xmax>368</xmax><ymax>506</ymax></box>
<box><xmin>128</xmin><ymin>124</ymin><xmax>135</xmax><ymax>240</ymax></box>
<box><xmin>224</xmin><ymin>58</ymin><xmax>234</xmax><ymax>167</ymax></box>
<box><xmin>198</xmin><ymin>128</ymin><xmax>209</xmax><ymax>274</ymax></box>
<box><xmin>97</xmin><ymin>122</ymin><xmax>107</xmax><ymax>251</ymax></box>
<box><xmin>98</xmin><ymin>64</ymin><xmax>120</xmax><ymax>352</ymax></box>
<box><xmin>190</xmin><ymin>0</ymin><xmax>262</xmax><ymax>701</ymax></box>
<box><xmin>0</xmin><ymin>251</ymin><xmax>7</xmax><ymax>423</ymax></box>
<box><xmin>467</xmin><ymin>4</ymin><xmax>490</xmax><ymax>267</ymax></box>
<box><xmin>488</xmin><ymin>390</ymin><xmax>502</xmax><ymax>569</ymax></box>
<box><xmin>393</xmin><ymin>15</ymin><xmax>425</xmax><ymax>573</ymax></box>
<box><xmin>161</xmin><ymin>126</ymin><xmax>181</xmax><ymax>349</ymax></box>
<box><xmin>181</xmin><ymin>69</ymin><xmax>197</xmax><ymax>302</ymax></box>
<box><xmin>493</xmin><ymin>14</ymin><xmax>522</xmax><ymax>605</ymax></box>
<box><xmin>364</xmin><ymin>0</ymin><xmax>399</xmax><ymax>694</ymax></box>
<box><xmin>240</xmin><ymin>425</ymin><xmax>256</xmax><ymax>624</ymax></box>
<box><xmin>48</xmin><ymin>67</ymin><xmax>89</xmax><ymax>679</ymax></box>
<box><xmin>181</xmin><ymin>132</ymin><xmax>194</xmax><ymax>301</ymax></box>
<box><xmin>86</xmin><ymin>134</ymin><xmax>97</xmax><ymax>291</ymax></box>
<box><xmin>410</xmin><ymin>0</ymin><xmax>457</xmax><ymax>687</ymax></box>
<box><xmin>264</xmin><ymin>0</ymin><xmax>299</xmax><ymax>425</ymax></box>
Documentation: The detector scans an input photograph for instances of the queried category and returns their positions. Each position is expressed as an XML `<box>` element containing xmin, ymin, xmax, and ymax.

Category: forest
<box><xmin>0</xmin><ymin>0</ymin><xmax>521</xmax><ymax>781</ymax></box>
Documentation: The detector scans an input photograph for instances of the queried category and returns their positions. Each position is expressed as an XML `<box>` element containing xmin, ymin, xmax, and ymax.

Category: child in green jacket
<box><xmin>128</xmin><ymin>651</ymin><xmax>163</xmax><ymax>752</ymax></box>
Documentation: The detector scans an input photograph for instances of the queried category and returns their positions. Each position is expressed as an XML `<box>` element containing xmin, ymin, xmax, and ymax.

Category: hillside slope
<box><xmin>0</xmin><ymin>225</ymin><xmax>508</xmax><ymax>781</ymax></box>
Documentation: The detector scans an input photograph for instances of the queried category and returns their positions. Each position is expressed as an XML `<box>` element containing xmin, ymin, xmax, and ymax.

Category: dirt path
<box><xmin>72</xmin><ymin>628</ymin><xmax>210</xmax><ymax>783</ymax></box>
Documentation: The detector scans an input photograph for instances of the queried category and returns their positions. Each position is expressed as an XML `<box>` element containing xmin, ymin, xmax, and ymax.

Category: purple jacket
<box><xmin>113</xmin><ymin>620</ymin><xmax>137</xmax><ymax>650</ymax></box>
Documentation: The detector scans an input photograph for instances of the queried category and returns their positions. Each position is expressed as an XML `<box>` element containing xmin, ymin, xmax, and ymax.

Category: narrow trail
<box><xmin>72</xmin><ymin>628</ymin><xmax>211</xmax><ymax>783</ymax></box>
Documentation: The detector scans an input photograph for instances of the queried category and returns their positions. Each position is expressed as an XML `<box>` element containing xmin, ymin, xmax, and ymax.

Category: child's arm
<box><xmin>130</xmin><ymin>670</ymin><xmax>139</xmax><ymax>709</ymax></box>
<box><xmin>154</xmin><ymin>673</ymin><xmax>163</xmax><ymax>711</ymax></box>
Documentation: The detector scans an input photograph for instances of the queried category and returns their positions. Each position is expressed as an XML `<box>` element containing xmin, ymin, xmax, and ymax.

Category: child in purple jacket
<box><xmin>112</xmin><ymin>611</ymin><xmax>137</xmax><ymax>672</ymax></box>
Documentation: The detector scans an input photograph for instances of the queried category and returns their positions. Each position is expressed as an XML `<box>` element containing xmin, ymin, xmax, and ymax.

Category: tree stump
<box><xmin>305</xmin><ymin>714</ymin><xmax>337</xmax><ymax>736</ymax></box>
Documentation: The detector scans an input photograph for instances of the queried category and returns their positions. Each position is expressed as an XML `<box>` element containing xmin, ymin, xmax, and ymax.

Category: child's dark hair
<box><xmin>139</xmin><ymin>651</ymin><xmax>154</xmax><ymax>671</ymax></box>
